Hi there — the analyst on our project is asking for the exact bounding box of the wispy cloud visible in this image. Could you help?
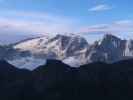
[0,10,78,35]
[80,20,133,34]
[88,4,112,12]
[114,20,133,25]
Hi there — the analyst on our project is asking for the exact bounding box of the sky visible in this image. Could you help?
[0,0,133,44]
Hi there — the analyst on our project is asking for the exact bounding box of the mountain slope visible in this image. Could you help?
[14,34,89,59]
[0,60,31,100]
[86,34,123,62]
[0,59,133,100]
[4,34,133,69]
[29,59,133,100]
[11,34,89,69]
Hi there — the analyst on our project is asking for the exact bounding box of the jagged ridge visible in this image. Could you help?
[2,33,133,69]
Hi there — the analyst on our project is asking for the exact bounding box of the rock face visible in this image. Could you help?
[86,34,126,63]
[1,33,133,69]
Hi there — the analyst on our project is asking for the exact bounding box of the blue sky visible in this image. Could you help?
[0,0,133,43]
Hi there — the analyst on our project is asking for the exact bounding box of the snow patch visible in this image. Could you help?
[63,57,81,68]
[8,57,46,70]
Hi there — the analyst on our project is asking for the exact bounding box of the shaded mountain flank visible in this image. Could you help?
[0,59,132,100]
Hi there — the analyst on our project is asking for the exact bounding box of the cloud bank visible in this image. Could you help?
[80,20,133,34]
[0,10,133,41]
[0,10,78,35]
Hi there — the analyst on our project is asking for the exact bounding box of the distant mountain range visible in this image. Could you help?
[0,59,132,100]
[0,34,133,69]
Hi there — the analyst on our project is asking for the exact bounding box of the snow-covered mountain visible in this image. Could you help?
[3,33,133,70]
[12,34,89,68]
[14,34,89,58]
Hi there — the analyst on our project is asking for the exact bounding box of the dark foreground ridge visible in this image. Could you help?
[0,59,132,100]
